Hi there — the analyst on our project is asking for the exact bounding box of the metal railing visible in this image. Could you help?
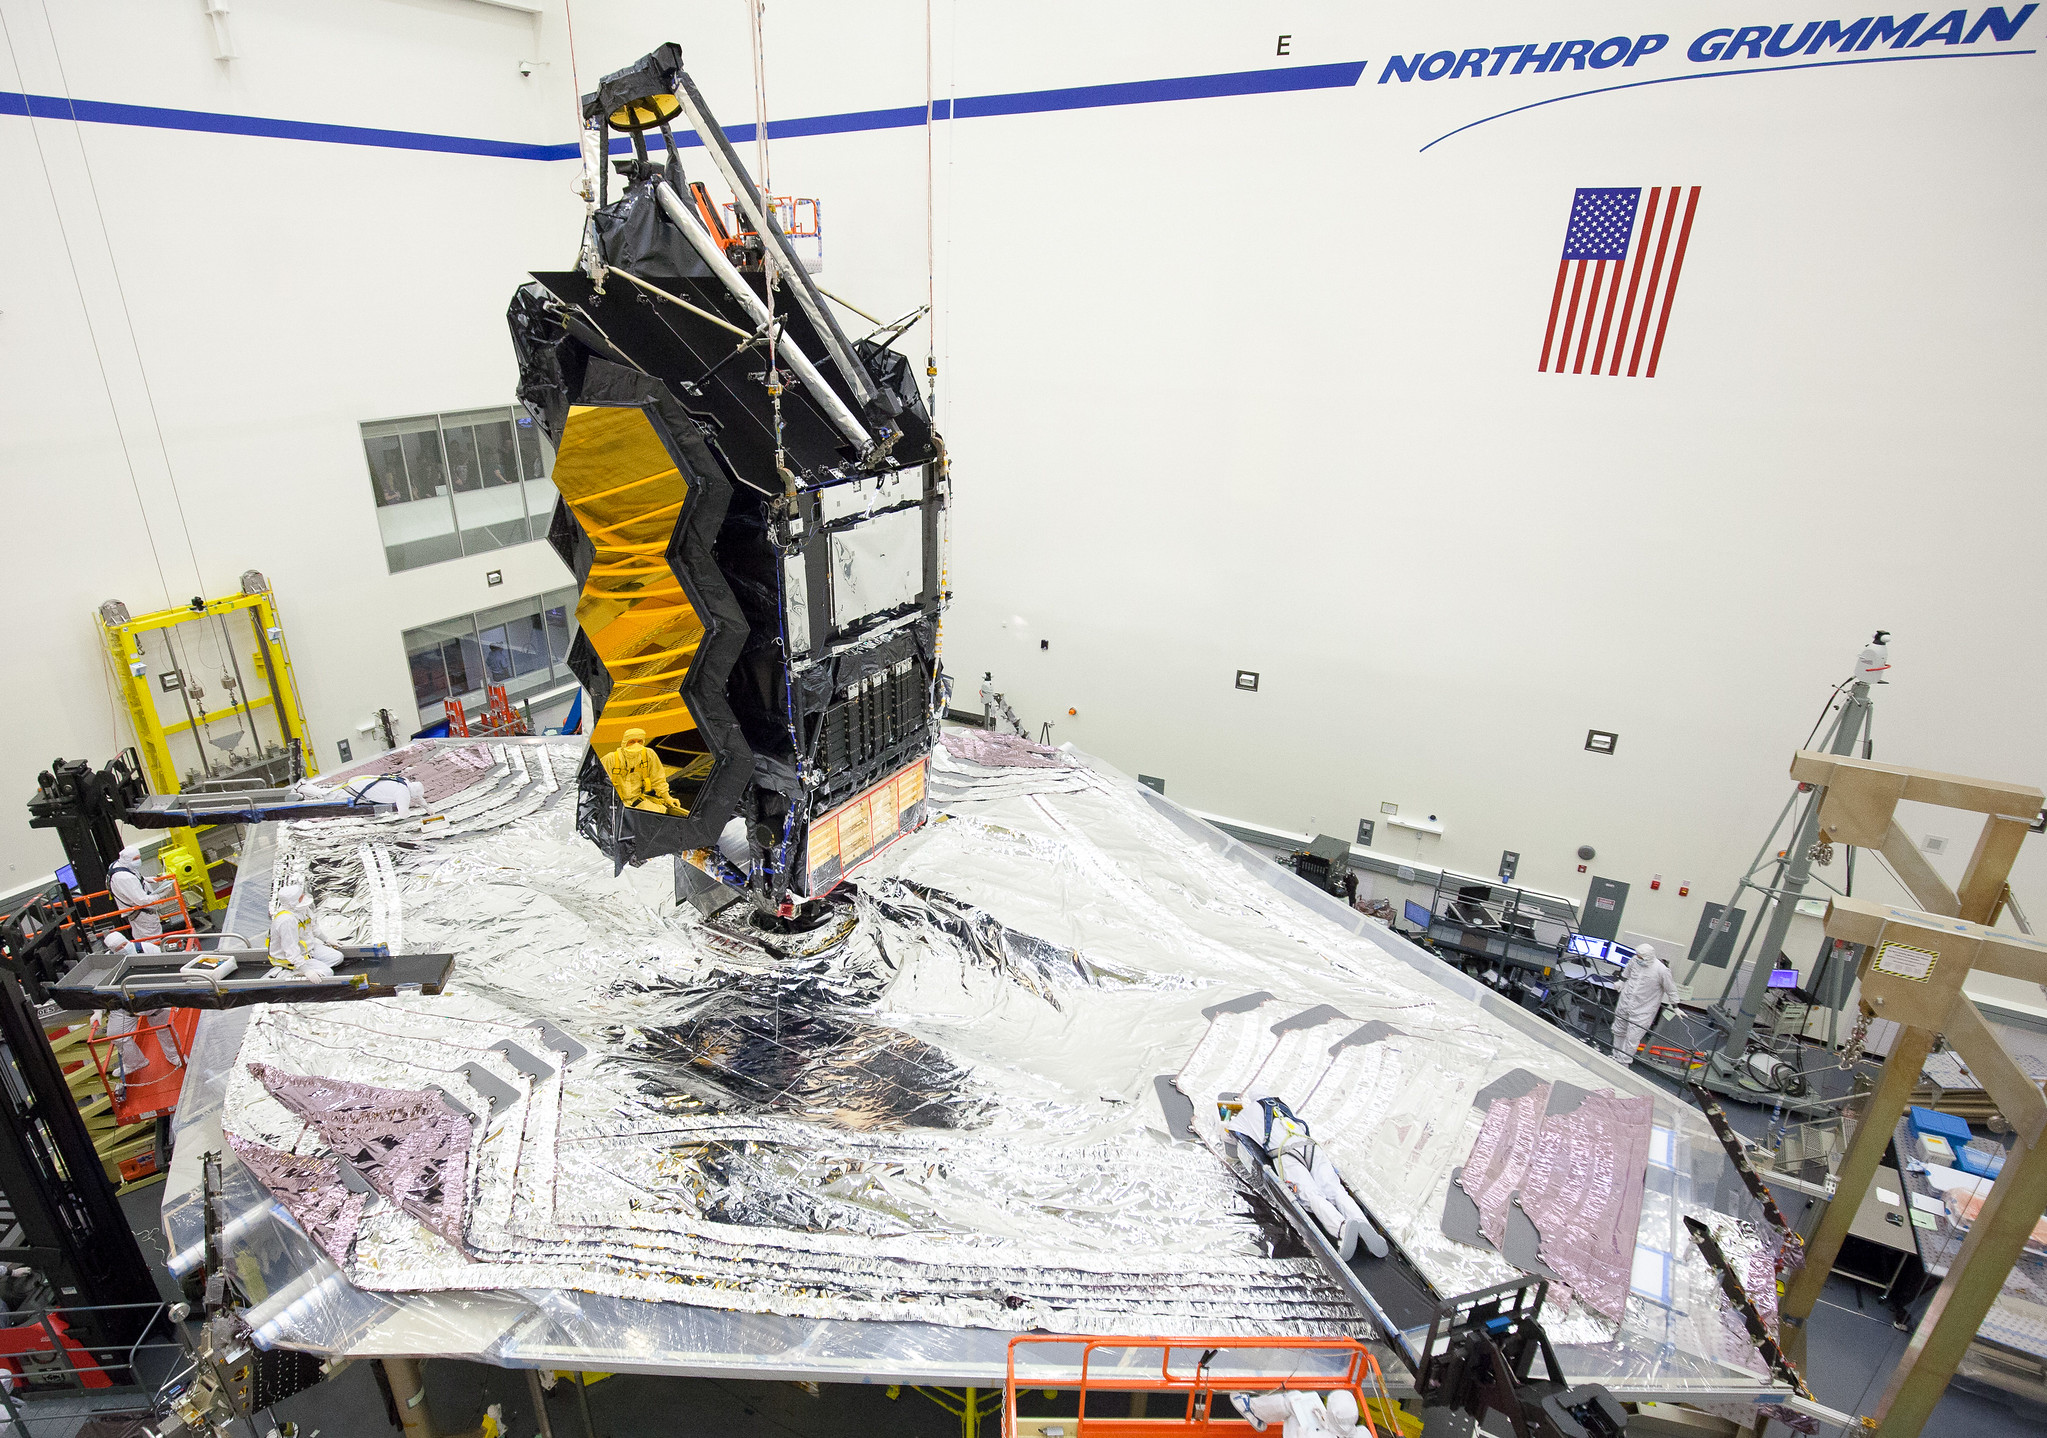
[0,1300,189,1431]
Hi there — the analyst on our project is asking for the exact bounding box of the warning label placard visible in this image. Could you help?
[1873,942,1938,982]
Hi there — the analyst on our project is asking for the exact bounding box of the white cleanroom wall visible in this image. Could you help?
[0,1,2038,977]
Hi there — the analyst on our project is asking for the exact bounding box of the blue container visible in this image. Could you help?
[1957,1139,2006,1179]
[1908,1105,1973,1148]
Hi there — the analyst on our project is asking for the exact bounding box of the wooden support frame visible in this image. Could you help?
[1773,753,2045,1438]
[1789,751,2041,925]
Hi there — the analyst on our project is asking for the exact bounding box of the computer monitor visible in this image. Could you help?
[1403,900,1433,930]
[55,864,76,891]
[1449,900,1498,928]
[1607,942,1636,967]
[1457,884,1494,903]
[1767,968,1801,989]
[1565,934,1608,960]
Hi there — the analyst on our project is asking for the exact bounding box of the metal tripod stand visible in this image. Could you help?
[1683,655,1881,1107]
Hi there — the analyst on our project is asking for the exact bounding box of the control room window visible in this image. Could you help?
[405,618,481,711]
[363,408,555,573]
[403,586,580,727]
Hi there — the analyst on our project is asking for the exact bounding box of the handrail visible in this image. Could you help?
[1005,1334,1391,1437]
[60,881,198,945]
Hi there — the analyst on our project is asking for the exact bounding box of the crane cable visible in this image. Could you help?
[925,0,953,659]
[38,1,210,602]
[746,1,797,494]
[2,6,176,611]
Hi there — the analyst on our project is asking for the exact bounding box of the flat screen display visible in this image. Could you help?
[1565,935,1634,967]
[1403,900,1432,929]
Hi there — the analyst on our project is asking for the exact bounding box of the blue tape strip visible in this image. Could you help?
[1,60,1366,162]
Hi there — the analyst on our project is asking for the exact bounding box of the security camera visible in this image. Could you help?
[518,60,536,77]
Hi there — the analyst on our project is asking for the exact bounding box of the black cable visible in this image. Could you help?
[1802,676,1857,751]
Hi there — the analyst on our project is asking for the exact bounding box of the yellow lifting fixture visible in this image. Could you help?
[96,571,316,911]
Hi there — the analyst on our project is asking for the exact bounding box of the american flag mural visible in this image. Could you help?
[1539,186,1701,378]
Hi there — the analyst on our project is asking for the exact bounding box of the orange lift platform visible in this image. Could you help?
[83,1007,199,1127]
[1002,1335,1406,1438]
[59,883,203,1178]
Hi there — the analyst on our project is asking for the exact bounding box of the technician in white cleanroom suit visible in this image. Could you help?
[296,773,427,814]
[96,930,163,1080]
[268,883,343,978]
[1220,1088,1388,1262]
[344,773,426,812]
[1231,1388,1368,1436]
[106,846,177,939]
[102,929,160,958]
[1612,942,1679,1066]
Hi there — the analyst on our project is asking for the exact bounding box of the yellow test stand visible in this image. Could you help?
[96,573,317,910]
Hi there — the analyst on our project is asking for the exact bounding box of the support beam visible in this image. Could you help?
[528,1369,555,1438]
[1779,1023,1936,1366]
[1872,1134,2047,1436]
[1825,894,2047,988]
[1877,821,1959,917]
[1943,999,2047,1149]
[1791,752,2044,834]
[383,1357,438,1438]
[1957,815,2033,925]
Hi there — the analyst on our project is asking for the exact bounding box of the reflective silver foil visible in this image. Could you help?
[161,737,1789,1397]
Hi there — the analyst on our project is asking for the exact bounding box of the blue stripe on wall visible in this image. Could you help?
[0,60,1366,163]
[0,90,565,160]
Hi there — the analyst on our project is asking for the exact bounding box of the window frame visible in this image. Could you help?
[403,586,581,728]
[363,407,555,574]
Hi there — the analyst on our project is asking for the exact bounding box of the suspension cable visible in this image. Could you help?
[2,7,174,609]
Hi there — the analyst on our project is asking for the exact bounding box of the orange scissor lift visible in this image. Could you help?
[58,883,203,1182]
[1001,1336,1403,1438]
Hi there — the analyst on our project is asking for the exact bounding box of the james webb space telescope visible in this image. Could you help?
[511,42,948,917]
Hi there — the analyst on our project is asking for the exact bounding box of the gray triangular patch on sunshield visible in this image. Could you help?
[459,1062,519,1114]
[489,1039,555,1079]
[1473,1067,1545,1109]
[1440,1167,1494,1252]
[1545,1081,1598,1117]
[1330,1020,1398,1055]
[534,1020,589,1063]
[333,1156,376,1196]
[1152,1074,1197,1141]
[427,1085,479,1124]
[1201,991,1275,1020]
[1503,1195,1559,1280]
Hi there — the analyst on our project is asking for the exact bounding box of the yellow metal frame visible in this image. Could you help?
[98,587,315,910]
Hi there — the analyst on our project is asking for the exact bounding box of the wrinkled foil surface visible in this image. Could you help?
[163,738,1786,1394]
